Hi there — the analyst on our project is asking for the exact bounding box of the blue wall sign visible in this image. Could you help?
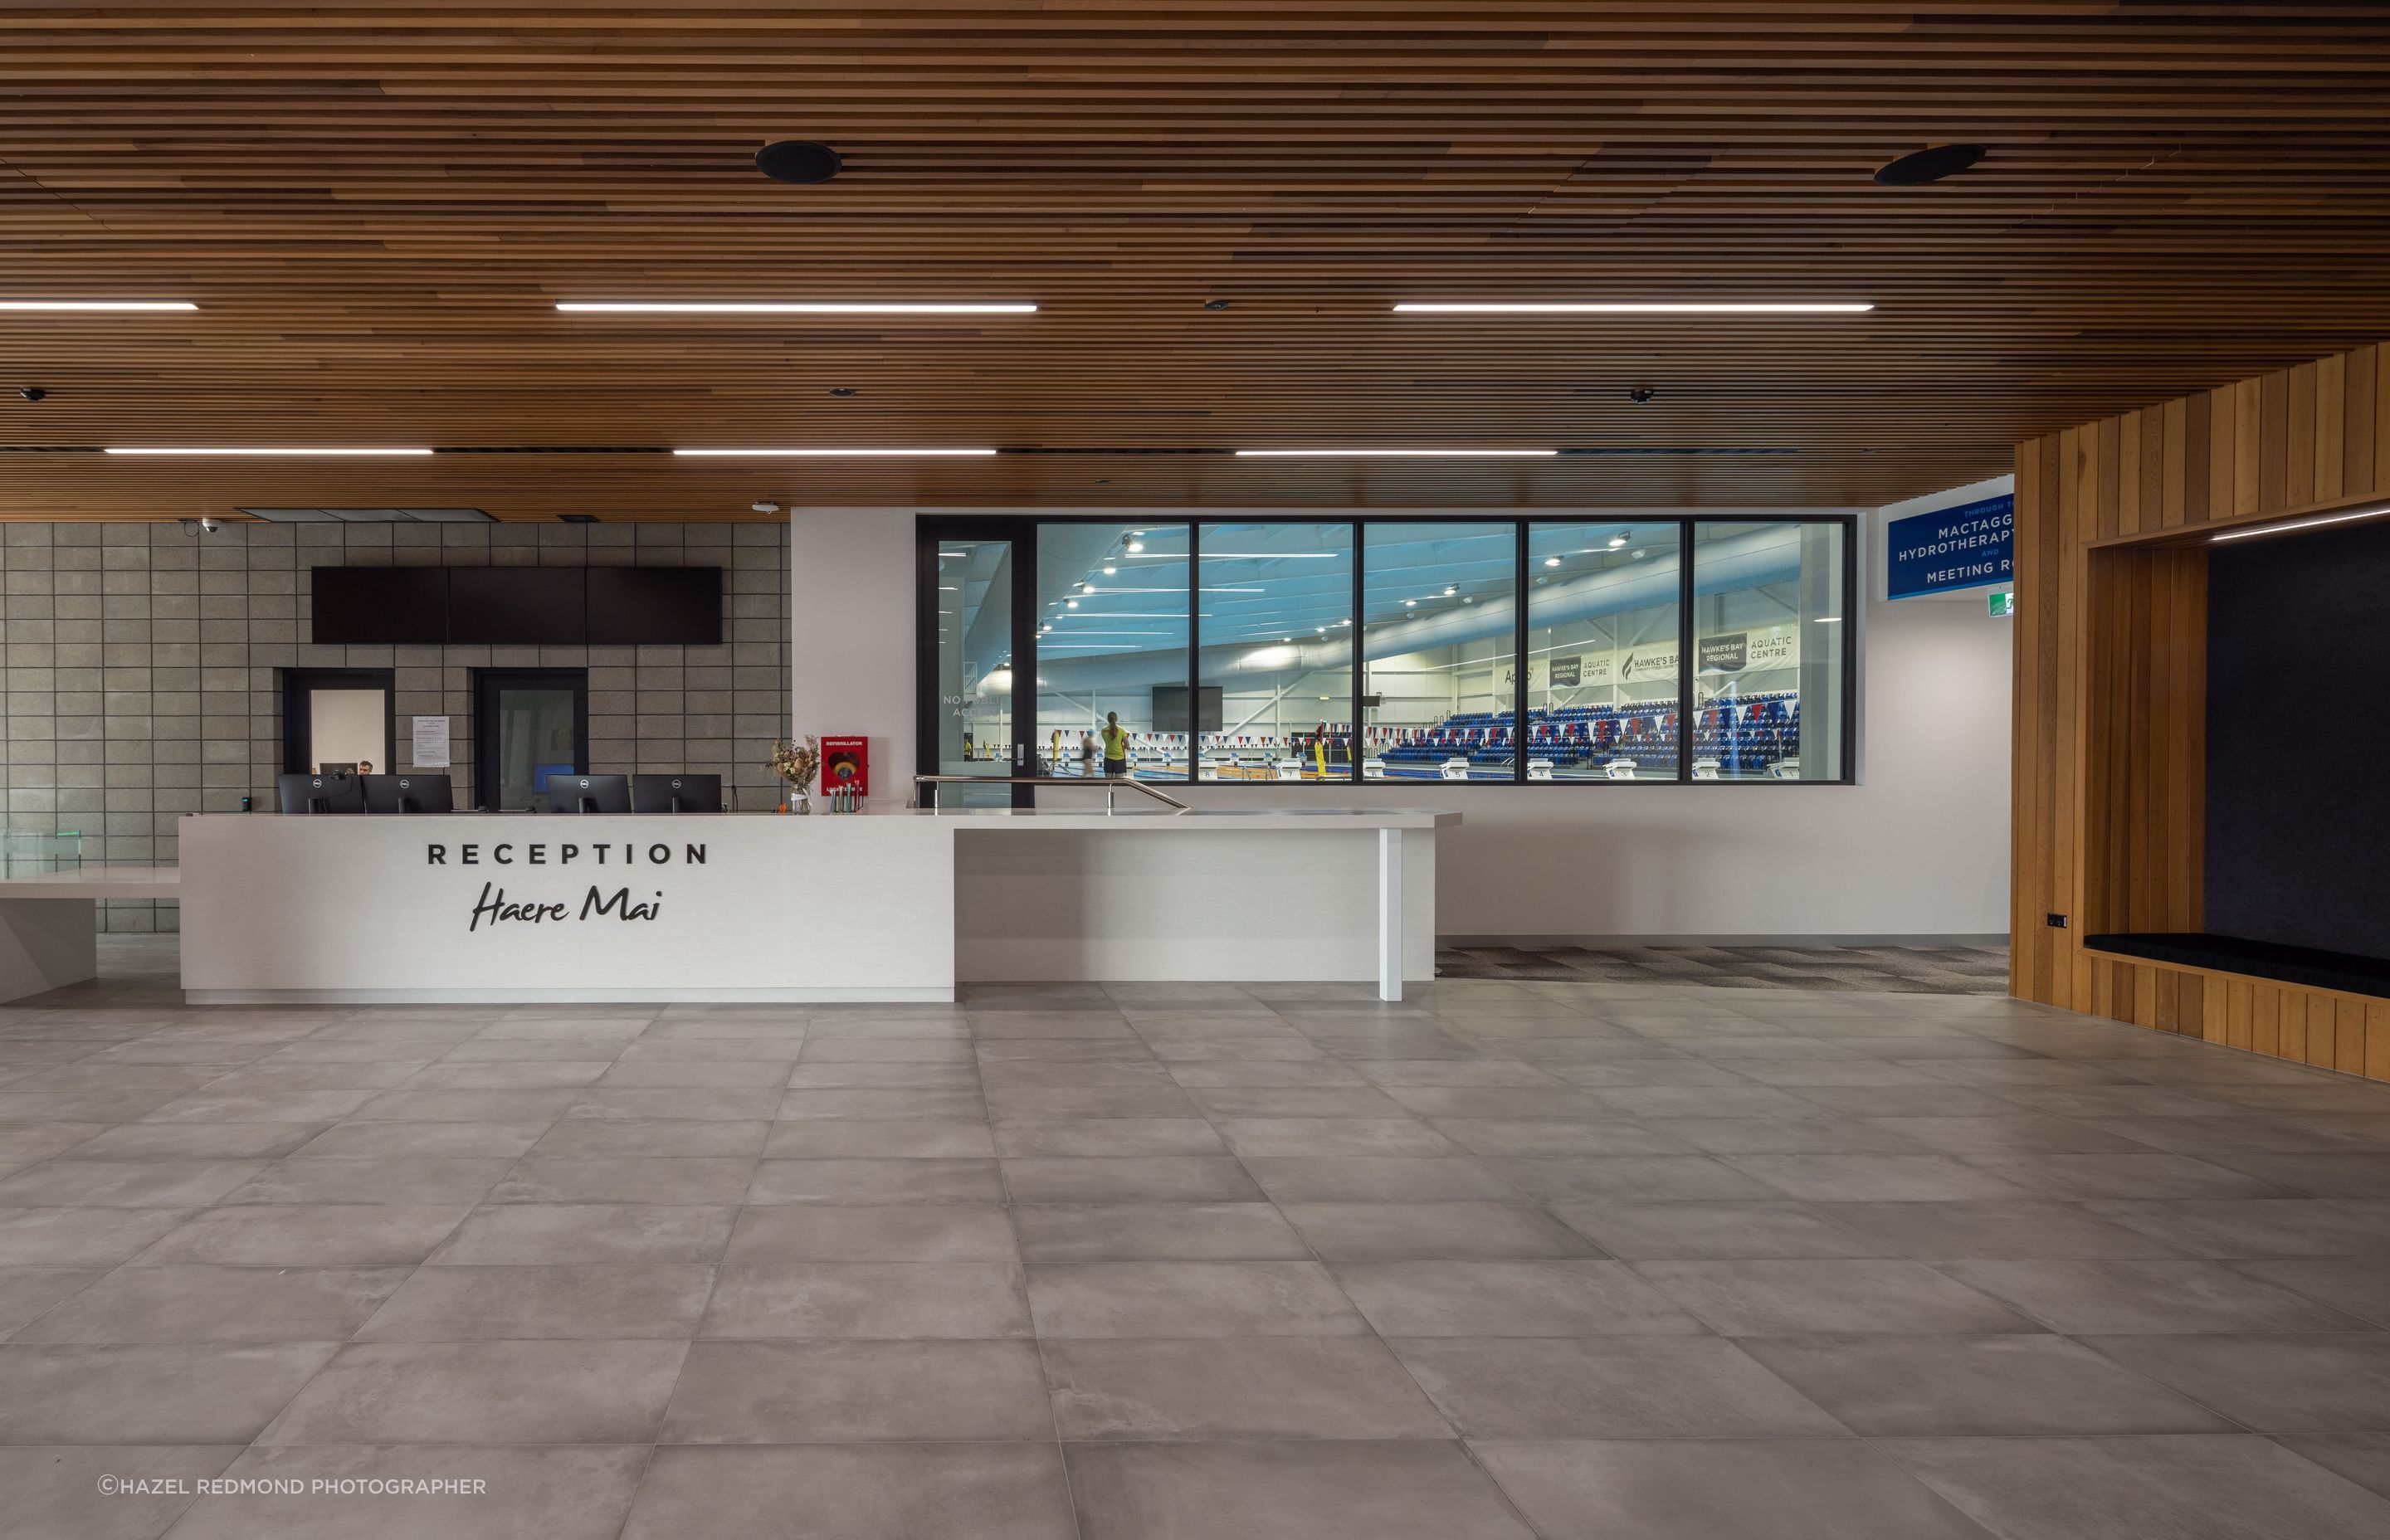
[1887,494,2013,598]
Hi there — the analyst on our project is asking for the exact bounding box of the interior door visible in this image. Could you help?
[281,668,394,777]
[473,669,589,812]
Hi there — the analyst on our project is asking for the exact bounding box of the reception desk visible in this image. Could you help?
[178,807,1451,1005]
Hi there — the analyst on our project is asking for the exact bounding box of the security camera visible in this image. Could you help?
[750,500,782,514]
[17,387,43,402]
[1627,387,1656,404]
[196,517,222,534]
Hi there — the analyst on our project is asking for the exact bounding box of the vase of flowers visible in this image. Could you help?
[769,737,819,815]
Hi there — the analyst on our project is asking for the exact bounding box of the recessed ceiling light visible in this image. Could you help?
[1102,566,1117,575]
[1066,600,1079,608]
[828,387,859,397]
[1608,536,1629,548]
[1403,599,1417,607]
[671,447,997,457]
[1543,556,1562,567]
[560,302,1034,315]
[1442,586,1456,596]
[1125,541,1145,553]
[1393,302,1871,314]
[106,446,432,456]
[0,300,197,312]
[1875,144,1988,187]
[1234,447,1557,458]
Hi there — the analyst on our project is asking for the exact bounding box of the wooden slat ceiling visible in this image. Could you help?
[2,2,2389,520]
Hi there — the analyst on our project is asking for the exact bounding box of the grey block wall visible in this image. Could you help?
[1,519,793,931]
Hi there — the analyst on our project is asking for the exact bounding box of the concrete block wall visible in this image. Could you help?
[0,519,792,931]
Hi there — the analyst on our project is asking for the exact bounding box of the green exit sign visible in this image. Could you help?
[1988,590,2017,617]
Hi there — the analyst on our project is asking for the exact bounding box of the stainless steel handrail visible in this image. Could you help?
[912,774,1193,815]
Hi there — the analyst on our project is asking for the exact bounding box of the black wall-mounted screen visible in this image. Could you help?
[447,567,587,646]
[2204,519,2390,961]
[588,565,722,646]
[310,566,721,647]
[312,566,450,645]
[1150,685,1223,734]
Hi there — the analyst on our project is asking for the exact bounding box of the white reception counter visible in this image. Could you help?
[177,807,1453,1005]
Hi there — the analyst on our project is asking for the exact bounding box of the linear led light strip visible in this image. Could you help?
[105,446,432,456]
[2209,505,2390,543]
[0,300,198,312]
[1235,448,1557,458]
[672,447,995,457]
[558,301,1035,315]
[1393,301,1872,314]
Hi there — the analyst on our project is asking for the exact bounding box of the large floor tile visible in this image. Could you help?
[1739,1333,2235,1435]
[624,1443,1077,1540]
[1279,1201,1597,1261]
[1812,1199,2190,1260]
[0,1206,196,1264]
[1065,1440,1534,1540]
[355,1263,714,1339]
[1471,1437,1993,1540]
[2082,1334,2390,1431]
[1013,1201,1310,1262]
[0,1342,339,1442]
[0,1444,239,1539]
[1938,1259,2373,1333]
[1877,1433,2390,1540]
[1045,1335,1452,1439]
[167,1444,649,1540]
[998,1155,1261,1202]
[134,1204,469,1265]
[660,1338,1051,1441]
[1632,1260,2036,1335]
[1549,1200,1880,1260]
[428,1203,736,1264]
[15,1263,408,1343]
[1332,1260,1705,1336]
[258,1339,686,1444]
[722,1202,1017,1262]
[1026,1260,1368,1337]
[700,1261,1032,1338]
[1388,1335,1848,1438]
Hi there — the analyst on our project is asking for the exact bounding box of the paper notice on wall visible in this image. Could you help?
[411,715,452,769]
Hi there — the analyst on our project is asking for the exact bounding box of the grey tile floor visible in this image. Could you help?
[5,953,2390,1537]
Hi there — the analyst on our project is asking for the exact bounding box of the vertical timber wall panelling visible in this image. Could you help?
[0,519,793,931]
[2013,340,2390,1082]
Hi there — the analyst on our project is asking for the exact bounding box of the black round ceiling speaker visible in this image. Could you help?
[1875,144,1987,187]
[755,141,841,184]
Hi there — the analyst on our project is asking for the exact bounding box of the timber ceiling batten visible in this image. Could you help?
[1,4,2388,519]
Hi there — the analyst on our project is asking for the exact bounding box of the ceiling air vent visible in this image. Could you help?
[238,508,495,524]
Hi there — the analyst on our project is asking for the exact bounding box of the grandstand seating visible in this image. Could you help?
[1366,693,1801,777]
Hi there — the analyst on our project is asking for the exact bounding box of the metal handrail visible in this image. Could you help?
[912,773,1193,816]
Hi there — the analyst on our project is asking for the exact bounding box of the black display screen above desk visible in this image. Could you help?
[589,565,720,645]
[447,567,586,646]
[310,567,722,646]
[313,566,450,645]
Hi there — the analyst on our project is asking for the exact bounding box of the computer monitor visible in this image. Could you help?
[277,772,365,814]
[555,773,630,814]
[632,773,723,814]
[361,773,453,814]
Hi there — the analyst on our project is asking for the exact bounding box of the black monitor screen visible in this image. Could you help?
[312,567,448,645]
[448,567,587,646]
[1151,685,1223,734]
[588,567,723,646]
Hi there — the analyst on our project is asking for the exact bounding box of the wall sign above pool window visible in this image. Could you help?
[1887,494,2013,598]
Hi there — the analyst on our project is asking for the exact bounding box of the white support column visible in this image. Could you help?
[1377,826,1403,1002]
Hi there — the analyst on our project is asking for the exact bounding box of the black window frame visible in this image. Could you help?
[915,513,1859,791]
